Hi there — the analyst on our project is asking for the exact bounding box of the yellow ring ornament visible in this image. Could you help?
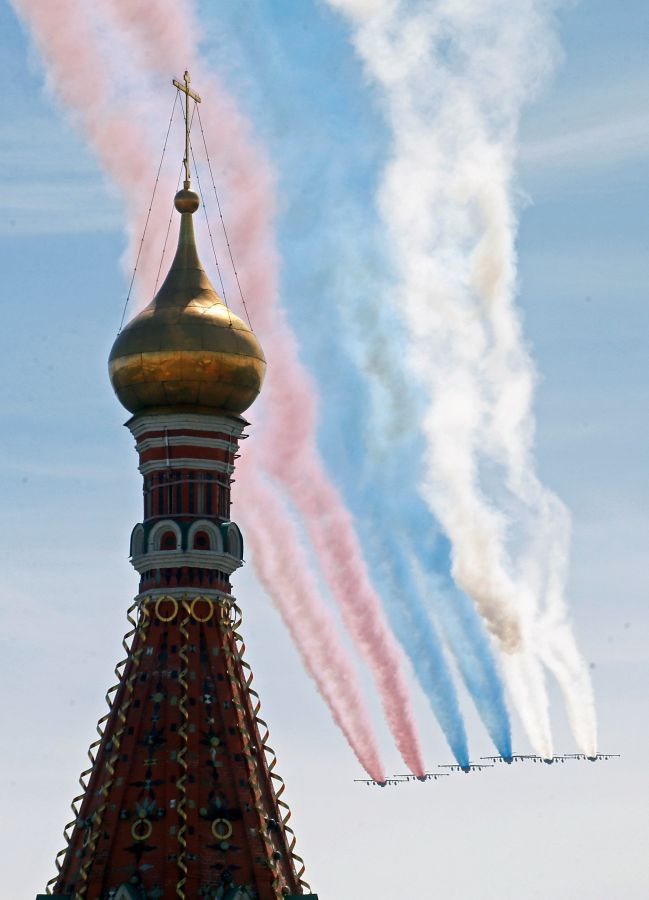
[131,818,153,842]
[155,595,179,622]
[190,595,214,623]
[211,818,233,841]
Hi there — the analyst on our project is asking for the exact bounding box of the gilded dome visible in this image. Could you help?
[108,189,265,416]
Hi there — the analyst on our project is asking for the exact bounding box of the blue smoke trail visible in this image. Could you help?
[368,517,470,766]
[354,437,511,761]
[205,3,511,759]
[406,504,512,759]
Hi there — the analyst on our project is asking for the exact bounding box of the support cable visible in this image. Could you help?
[188,136,233,327]
[196,104,253,329]
[118,91,179,333]
[153,161,184,295]
[153,102,198,296]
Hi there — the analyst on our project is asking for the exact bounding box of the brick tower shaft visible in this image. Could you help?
[49,411,311,899]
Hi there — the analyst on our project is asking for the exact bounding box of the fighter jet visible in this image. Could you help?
[480,754,570,765]
[480,754,538,765]
[354,772,450,786]
[353,777,405,787]
[563,753,620,762]
[440,762,494,773]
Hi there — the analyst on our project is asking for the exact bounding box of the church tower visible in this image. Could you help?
[42,74,316,900]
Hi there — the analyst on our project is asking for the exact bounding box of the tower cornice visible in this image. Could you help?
[130,549,243,576]
[127,410,249,439]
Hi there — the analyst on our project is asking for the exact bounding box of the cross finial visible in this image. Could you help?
[172,70,201,189]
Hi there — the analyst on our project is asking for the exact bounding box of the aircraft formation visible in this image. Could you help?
[354,753,620,786]
[481,753,620,765]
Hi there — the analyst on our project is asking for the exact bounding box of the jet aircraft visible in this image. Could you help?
[563,753,620,762]
[480,754,538,764]
[354,772,450,786]
[439,762,494,773]
[353,777,403,787]
[353,752,620,786]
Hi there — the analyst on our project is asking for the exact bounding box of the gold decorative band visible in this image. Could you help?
[145,593,234,624]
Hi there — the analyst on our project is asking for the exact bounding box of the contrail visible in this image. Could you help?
[100,0,427,776]
[326,0,597,757]
[13,0,426,772]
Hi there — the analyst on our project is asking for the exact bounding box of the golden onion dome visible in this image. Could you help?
[108,189,265,416]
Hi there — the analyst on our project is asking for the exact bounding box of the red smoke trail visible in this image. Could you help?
[101,0,426,776]
[238,463,386,781]
[262,369,428,773]
[9,0,179,299]
[13,0,385,777]
[13,0,424,774]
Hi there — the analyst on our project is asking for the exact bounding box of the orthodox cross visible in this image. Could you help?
[172,70,201,189]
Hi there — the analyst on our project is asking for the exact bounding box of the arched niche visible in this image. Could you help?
[187,519,223,553]
[130,523,145,558]
[147,519,182,553]
[222,521,244,560]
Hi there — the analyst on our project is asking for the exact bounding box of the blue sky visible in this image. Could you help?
[1,1,648,897]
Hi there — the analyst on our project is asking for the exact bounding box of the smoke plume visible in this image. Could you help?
[239,462,386,780]
[98,0,426,776]
[13,0,424,773]
[326,0,597,757]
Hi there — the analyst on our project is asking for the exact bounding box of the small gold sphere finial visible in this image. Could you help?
[174,188,200,214]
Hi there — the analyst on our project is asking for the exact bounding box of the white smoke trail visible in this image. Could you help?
[326,0,597,756]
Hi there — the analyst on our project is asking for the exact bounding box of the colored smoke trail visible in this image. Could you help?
[359,467,511,761]
[191,13,513,764]
[294,200,510,757]
[267,436,427,774]
[403,506,512,760]
[9,0,165,263]
[13,0,425,772]
[99,0,426,776]
[238,463,386,781]
[327,0,597,757]
[430,579,512,761]
[9,0,187,307]
[370,528,470,767]
[373,460,511,757]
[320,246,511,757]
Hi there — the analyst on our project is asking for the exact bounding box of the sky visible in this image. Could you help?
[1,0,648,898]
